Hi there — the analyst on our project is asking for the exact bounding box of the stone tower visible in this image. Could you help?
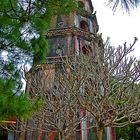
[45,1,101,140]
[46,0,99,58]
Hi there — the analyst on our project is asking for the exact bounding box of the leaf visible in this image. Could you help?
[1,0,9,7]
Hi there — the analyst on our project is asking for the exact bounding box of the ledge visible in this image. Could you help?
[46,26,95,41]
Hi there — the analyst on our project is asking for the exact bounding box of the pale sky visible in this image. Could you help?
[92,0,140,59]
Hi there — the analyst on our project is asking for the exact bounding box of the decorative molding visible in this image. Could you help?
[46,26,95,41]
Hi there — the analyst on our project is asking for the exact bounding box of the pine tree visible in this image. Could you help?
[108,0,140,12]
[0,0,77,120]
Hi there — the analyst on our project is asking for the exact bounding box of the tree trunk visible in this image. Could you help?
[37,112,45,140]
[96,114,104,140]
[97,127,103,140]
[18,119,26,140]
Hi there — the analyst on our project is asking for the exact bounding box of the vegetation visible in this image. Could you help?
[0,0,139,122]
[116,124,133,140]
[0,78,43,121]
[25,36,140,140]
[0,0,140,139]
[0,0,77,120]
[108,0,140,12]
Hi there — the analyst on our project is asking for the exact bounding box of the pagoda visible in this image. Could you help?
[45,1,117,140]
[46,1,103,140]
[24,0,115,140]
[46,0,98,59]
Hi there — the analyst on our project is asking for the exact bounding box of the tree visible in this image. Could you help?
[116,124,133,139]
[33,36,140,140]
[107,0,140,12]
[0,0,139,122]
[13,64,81,140]
[0,1,78,139]
[0,0,140,139]
[0,0,78,120]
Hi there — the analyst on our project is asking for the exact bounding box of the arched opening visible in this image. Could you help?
[80,21,89,32]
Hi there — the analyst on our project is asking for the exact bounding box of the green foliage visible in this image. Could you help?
[0,78,43,121]
[116,124,133,140]
[33,18,48,33]
[31,35,48,64]
[3,63,15,74]
[46,0,77,15]
[0,0,77,123]
[0,0,77,121]
[0,0,77,63]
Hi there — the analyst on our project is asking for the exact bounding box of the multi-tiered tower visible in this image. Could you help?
[46,0,98,58]
[46,1,100,140]
[24,1,116,140]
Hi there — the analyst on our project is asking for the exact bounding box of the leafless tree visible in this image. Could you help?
[44,36,140,140]
[19,36,140,140]
[19,63,80,140]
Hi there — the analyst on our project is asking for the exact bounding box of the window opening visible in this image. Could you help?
[80,21,89,32]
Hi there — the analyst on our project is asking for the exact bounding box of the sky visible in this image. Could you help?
[91,0,140,59]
